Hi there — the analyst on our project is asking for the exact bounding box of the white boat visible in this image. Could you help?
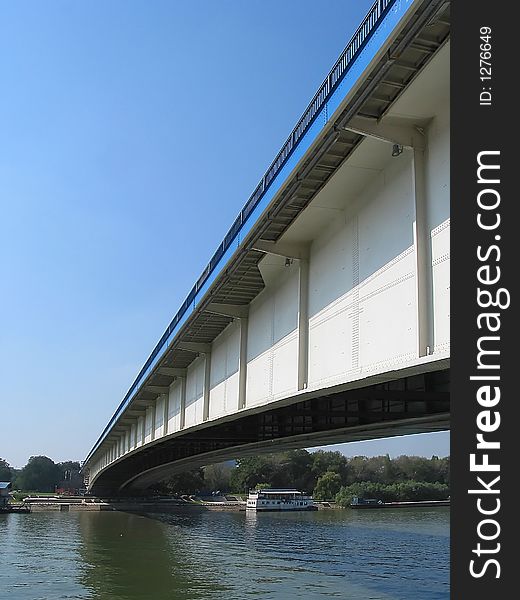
[246,488,317,512]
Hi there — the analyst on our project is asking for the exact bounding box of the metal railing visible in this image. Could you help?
[85,0,397,464]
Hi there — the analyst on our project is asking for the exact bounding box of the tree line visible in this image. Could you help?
[155,449,450,505]
[0,456,83,493]
[1,450,450,505]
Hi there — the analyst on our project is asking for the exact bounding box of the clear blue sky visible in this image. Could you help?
[0,1,449,468]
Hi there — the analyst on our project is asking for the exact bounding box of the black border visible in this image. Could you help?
[451,1,515,596]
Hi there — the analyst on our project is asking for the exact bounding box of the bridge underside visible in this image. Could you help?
[90,367,449,495]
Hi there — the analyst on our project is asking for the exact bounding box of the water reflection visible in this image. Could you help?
[1,508,449,600]
[0,511,91,599]
[77,510,212,600]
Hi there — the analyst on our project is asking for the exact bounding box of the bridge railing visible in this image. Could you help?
[84,0,397,464]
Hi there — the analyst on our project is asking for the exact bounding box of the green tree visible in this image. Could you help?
[255,482,271,490]
[230,456,277,492]
[203,462,232,492]
[314,471,342,501]
[16,456,61,492]
[166,468,205,495]
[335,480,450,507]
[0,458,12,481]
[274,450,315,492]
[311,451,348,484]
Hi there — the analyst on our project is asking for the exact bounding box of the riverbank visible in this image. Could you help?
[350,499,450,509]
[18,496,248,512]
[17,497,349,512]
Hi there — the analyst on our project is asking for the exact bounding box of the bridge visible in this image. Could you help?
[83,0,451,495]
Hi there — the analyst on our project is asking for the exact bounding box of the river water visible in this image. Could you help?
[0,507,449,599]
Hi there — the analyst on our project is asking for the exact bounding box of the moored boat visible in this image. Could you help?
[246,488,317,511]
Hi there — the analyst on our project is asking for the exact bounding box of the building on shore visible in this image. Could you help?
[0,482,12,508]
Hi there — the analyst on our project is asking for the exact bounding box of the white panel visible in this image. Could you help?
[144,407,153,444]
[309,217,355,385]
[154,396,164,439]
[273,269,298,343]
[308,150,416,386]
[357,158,414,283]
[209,325,228,418]
[138,416,145,446]
[425,100,450,232]
[272,333,298,396]
[247,350,271,407]
[185,357,204,428]
[168,379,182,433]
[246,266,298,407]
[226,325,240,380]
[425,94,450,359]
[272,270,298,397]
[308,216,353,318]
[225,324,240,414]
[309,302,354,384]
[359,271,417,369]
[357,157,416,370]
[209,378,226,418]
[247,290,274,362]
[247,287,274,407]
[359,247,415,299]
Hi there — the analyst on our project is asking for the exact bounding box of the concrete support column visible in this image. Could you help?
[179,376,187,429]
[297,257,310,390]
[412,146,433,357]
[162,392,169,436]
[238,316,248,409]
[202,352,211,421]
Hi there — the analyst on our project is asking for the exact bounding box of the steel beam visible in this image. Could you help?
[158,367,187,377]
[297,257,310,390]
[205,303,249,319]
[162,393,169,437]
[238,316,248,410]
[150,403,156,442]
[179,375,187,430]
[203,352,211,421]
[140,415,146,447]
[412,145,434,357]
[177,342,212,354]
[252,240,310,260]
[144,385,170,395]
[343,116,426,150]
